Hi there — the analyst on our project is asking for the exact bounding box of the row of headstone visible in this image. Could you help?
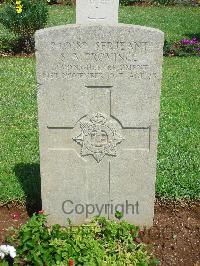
[35,0,164,226]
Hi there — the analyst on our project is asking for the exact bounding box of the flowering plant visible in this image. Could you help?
[4,213,159,265]
[177,37,200,56]
[180,37,199,45]
[16,0,23,13]
[0,245,16,260]
[164,37,200,56]
[0,0,48,52]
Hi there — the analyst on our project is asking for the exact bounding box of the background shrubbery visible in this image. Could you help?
[119,0,199,5]
[0,0,48,53]
[46,0,75,5]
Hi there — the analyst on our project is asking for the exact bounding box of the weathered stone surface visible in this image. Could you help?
[76,0,119,25]
[36,24,164,226]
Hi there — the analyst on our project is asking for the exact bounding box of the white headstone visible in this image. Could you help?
[36,1,164,226]
[76,0,119,25]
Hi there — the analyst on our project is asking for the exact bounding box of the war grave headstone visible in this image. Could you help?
[35,0,164,226]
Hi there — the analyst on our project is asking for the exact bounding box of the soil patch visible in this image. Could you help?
[0,200,199,266]
[142,200,200,266]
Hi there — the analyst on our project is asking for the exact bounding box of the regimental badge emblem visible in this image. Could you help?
[73,113,124,162]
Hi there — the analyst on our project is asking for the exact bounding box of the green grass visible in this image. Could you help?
[46,5,200,41]
[0,5,200,204]
[157,57,200,199]
[0,5,200,43]
[119,6,200,41]
[0,57,39,203]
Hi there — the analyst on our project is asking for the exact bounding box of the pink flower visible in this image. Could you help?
[12,213,20,221]
[139,229,144,236]
[38,210,45,214]
[69,258,75,266]
[134,237,142,244]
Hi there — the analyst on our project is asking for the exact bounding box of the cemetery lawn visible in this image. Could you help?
[0,6,200,204]
[0,5,200,47]
[46,5,200,42]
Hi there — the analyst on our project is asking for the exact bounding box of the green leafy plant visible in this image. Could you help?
[5,213,159,265]
[0,262,9,266]
[0,0,48,53]
[115,210,124,220]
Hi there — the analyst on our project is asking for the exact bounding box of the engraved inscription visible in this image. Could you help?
[39,70,158,81]
[73,113,124,162]
[89,0,113,3]
[38,39,160,82]
[88,0,113,20]
[50,41,148,52]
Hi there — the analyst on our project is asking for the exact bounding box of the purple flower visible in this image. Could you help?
[180,37,199,45]
[190,40,198,45]
[181,39,190,44]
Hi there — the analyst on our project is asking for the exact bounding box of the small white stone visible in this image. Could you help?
[76,0,119,25]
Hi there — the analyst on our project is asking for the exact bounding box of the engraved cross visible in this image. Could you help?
[47,86,150,163]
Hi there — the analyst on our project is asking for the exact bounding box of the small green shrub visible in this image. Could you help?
[0,0,48,53]
[0,35,15,54]
[0,35,37,54]
[163,40,173,55]
[46,0,75,5]
[151,0,175,5]
[4,213,159,265]
[120,0,145,5]
[46,0,57,4]
[65,0,74,5]
[120,0,130,5]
